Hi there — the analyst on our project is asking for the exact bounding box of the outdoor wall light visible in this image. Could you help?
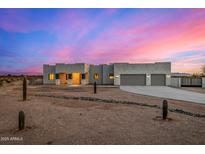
[167,75,171,78]
[115,75,119,78]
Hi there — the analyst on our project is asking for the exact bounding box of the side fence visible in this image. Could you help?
[181,78,202,87]
[171,77,205,88]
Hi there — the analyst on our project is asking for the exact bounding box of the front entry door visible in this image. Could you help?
[72,72,81,85]
[59,73,67,85]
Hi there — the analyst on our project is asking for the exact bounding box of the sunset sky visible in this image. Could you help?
[0,8,205,75]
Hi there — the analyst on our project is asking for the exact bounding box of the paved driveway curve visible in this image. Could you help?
[120,86,205,104]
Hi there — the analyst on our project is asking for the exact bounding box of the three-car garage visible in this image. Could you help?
[114,62,171,86]
[120,74,166,86]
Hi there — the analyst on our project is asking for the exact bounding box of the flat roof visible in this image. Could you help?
[44,62,171,66]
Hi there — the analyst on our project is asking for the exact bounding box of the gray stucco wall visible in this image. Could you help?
[114,62,171,86]
[166,75,171,86]
[170,77,181,87]
[102,64,114,85]
[146,74,151,86]
[84,64,90,73]
[202,77,205,88]
[89,65,103,84]
[43,64,56,84]
[55,63,86,74]
[88,64,114,85]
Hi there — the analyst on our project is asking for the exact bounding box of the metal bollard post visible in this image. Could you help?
[94,82,97,94]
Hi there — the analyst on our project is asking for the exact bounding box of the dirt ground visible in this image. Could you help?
[0,81,205,145]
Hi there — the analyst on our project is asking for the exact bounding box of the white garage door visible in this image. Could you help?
[120,74,146,86]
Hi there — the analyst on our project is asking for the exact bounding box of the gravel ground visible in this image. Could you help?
[0,81,205,145]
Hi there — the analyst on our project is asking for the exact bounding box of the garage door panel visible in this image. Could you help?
[120,74,146,85]
[151,74,165,86]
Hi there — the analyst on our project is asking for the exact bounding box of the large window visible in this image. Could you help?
[94,73,99,80]
[109,73,114,79]
[48,73,55,80]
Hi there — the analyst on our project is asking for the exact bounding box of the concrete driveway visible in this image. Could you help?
[120,86,205,104]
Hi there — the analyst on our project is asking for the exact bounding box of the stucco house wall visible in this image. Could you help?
[171,77,181,87]
[81,64,90,85]
[102,64,114,85]
[89,65,103,84]
[55,63,85,74]
[43,64,56,84]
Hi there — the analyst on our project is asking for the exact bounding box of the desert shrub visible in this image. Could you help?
[5,79,11,83]
[28,78,43,85]
[1,81,7,85]
[10,78,14,82]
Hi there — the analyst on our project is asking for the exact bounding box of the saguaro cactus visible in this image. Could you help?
[18,111,25,130]
[162,100,168,120]
[23,76,27,101]
[94,82,97,94]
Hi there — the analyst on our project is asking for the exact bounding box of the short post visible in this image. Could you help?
[18,111,25,130]
[94,82,97,94]
[162,100,168,120]
[202,77,205,89]
[23,76,27,101]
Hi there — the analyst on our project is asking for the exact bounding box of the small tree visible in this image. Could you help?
[192,73,201,78]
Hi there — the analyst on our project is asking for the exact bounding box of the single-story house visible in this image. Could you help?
[43,62,171,86]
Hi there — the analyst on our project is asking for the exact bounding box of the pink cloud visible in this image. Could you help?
[80,9,205,73]
[43,46,72,64]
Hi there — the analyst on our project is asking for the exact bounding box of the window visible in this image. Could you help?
[48,73,55,80]
[55,74,59,79]
[94,73,99,80]
[68,74,72,79]
[82,73,86,79]
[109,73,114,79]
